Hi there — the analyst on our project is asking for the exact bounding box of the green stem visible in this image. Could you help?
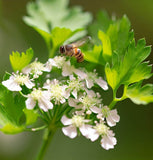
[36,127,57,160]
[108,99,118,109]
[25,125,47,132]
[49,47,56,58]
[109,85,128,109]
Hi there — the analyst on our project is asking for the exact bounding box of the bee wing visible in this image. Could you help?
[71,36,91,48]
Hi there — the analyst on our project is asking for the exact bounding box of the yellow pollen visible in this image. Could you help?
[71,115,84,127]
[14,75,28,85]
[31,89,42,100]
[95,123,108,135]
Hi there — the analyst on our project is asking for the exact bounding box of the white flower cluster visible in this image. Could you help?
[2,56,120,150]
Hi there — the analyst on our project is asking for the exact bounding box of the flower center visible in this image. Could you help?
[68,79,83,91]
[14,75,28,85]
[80,95,97,109]
[101,106,109,117]
[30,61,45,73]
[87,71,97,81]
[31,89,42,100]
[95,123,109,135]
[50,84,64,101]
[71,115,84,127]
[54,56,66,68]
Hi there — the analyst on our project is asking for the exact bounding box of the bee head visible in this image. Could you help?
[60,46,65,54]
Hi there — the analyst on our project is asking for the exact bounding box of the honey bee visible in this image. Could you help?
[59,36,91,62]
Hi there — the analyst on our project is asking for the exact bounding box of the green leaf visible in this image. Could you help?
[83,30,112,65]
[0,84,25,133]
[105,62,118,90]
[98,30,112,62]
[107,15,132,56]
[83,45,105,65]
[49,27,82,57]
[126,82,153,105]
[34,27,52,50]
[0,84,37,134]
[23,108,38,126]
[0,124,25,134]
[88,11,133,57]
[105,38,152,91]
[126,62,153,84]
[23,0,92,41]
[88,10,112,44]
[9,48,34,72]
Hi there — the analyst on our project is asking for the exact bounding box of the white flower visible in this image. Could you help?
[62,60,87,79]
[66,75,84,99]
[79,92,102,112]
[43,79,69,104]
[25,89,53,112]
[68,90,102,114]
[88,122,117,150]
[85,70,108,90]
[2,73,35,91]
[102,106,120,127]
[92,106,120,127]
[22,59,50,78]
[61,115,92,139]
[47,56,66,69]
[101,130,117,150]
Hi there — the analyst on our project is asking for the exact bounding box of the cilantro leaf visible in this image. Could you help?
[83,45,104,65]
[23,108,38,126]
[107,15,132,57]
[0,84,38,134]
[88,11,133,57]
[98,30,112,62]
[23,0,92,43]
[88,10,112,44]
[24,0,92,31]
[49,27,82,57]
[105,38,152,92]
[9,48,33,72]
[126,82,153,105]
[83,30,112,65]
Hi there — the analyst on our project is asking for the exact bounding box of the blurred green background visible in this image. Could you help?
[0,0,153,160]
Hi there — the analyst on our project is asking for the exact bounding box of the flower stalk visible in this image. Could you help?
[36,127,57,160]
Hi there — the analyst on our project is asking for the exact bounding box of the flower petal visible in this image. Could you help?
[95,77,108,90]
[85,79,94,88]
[68,98,78,107]
[62,125,77,139]
[72,89,77,99]
[24,80,35,89]
[60,98,66,104]
[101,135,117,150]
[79,124,92,138]
[22,66,32,74]
[61,115,72,125]
[90,106,101,114]
[74,69,87,79]
[26,97,36,110]
[106,109,120,127]
[38,99,53,112]
[2,78,22,91]
[88,128,99,141]
[62,61,73,77]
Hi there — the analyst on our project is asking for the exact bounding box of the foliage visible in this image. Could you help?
[0,84,38,134]
[23,0,92,57]
[0,0,153,159]
[84,10,153,106]
[10,48,34,72]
